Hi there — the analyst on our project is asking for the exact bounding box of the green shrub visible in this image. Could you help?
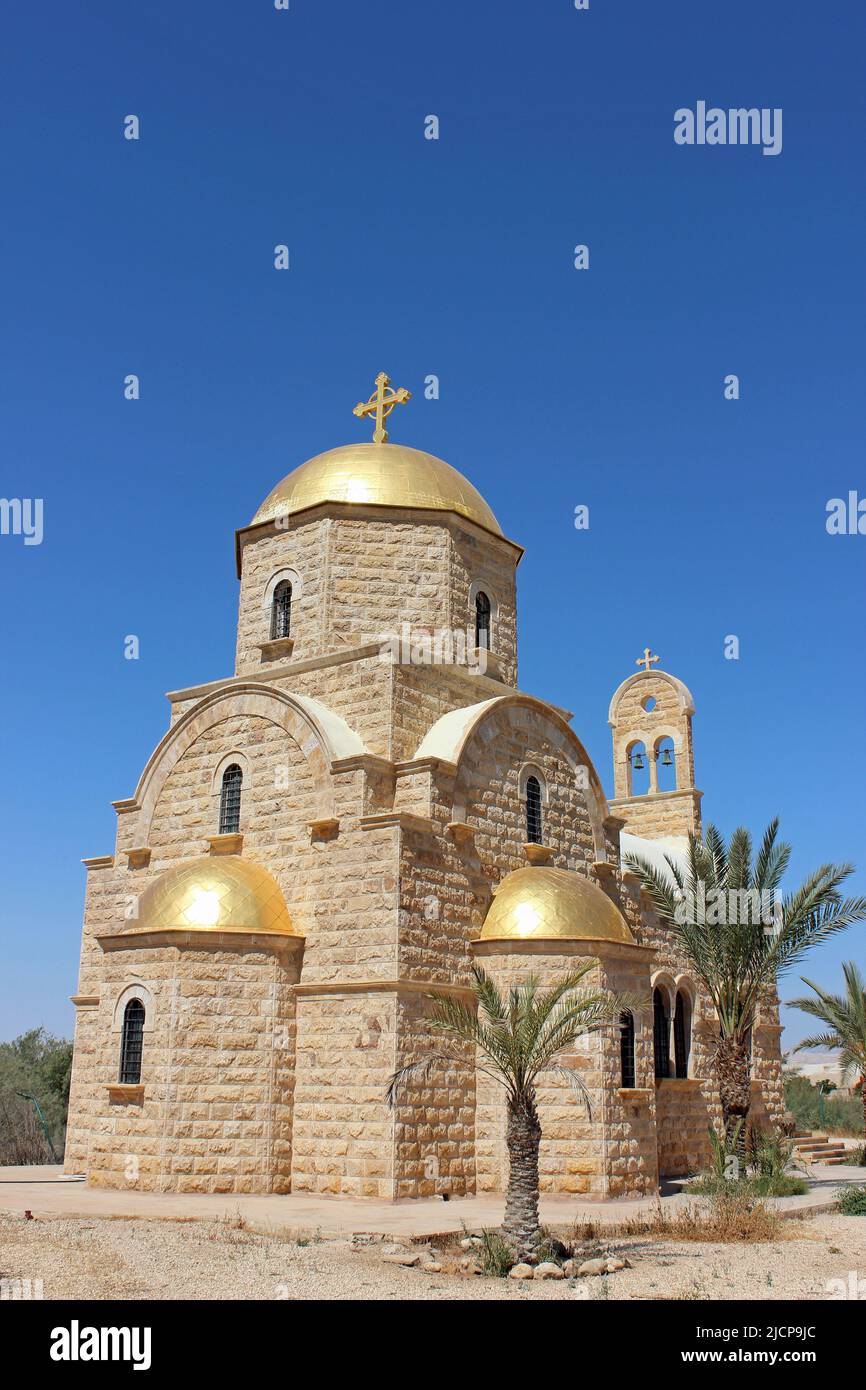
[691,1125,807,1198]
[0,1028,73,1163]
[479,1228,514,1277]
[838,1185,866,1216]
[783,1073,864,1136]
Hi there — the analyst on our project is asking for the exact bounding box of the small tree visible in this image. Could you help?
[788,962,866,1140]
[387,961,630,1260]
[625,819,866,1146]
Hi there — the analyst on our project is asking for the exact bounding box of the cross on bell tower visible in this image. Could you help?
[353,371,411,444]
[636,647,659,673]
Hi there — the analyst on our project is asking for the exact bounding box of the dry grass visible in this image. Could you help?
[570,1189,786,1246]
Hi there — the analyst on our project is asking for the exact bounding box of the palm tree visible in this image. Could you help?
[625,819,866,1147]
[788,962,866,1140]
[386,961,630,1260]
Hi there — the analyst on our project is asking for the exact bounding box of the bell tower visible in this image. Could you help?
[608,649,702,842]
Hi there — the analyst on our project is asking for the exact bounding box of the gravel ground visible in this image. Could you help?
[1,1211,865,1301]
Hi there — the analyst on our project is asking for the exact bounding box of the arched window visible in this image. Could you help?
[219,763,243,834]
[270,580,292,640]
[119,999,145,1085]
[674,991,690,1078]
[653,988,670,1079]
[619,1011,636,1088]
[525,775,543,844]
[474,591,491,650]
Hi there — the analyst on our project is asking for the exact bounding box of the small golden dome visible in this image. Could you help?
[481,867,634,944]
[134,857,300,937]
[251,443,502,536]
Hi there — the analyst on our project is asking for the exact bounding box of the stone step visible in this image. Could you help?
[824,1155,856,1166]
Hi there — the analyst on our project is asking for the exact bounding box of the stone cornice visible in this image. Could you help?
[471,937,654,960]
[234,499,525,579]
[330,753,394,776]
[293,978,475,1000]
[166,644,386,704]
[393,757,457,776]
[82,855,114,871]
[96,928,304,951]
[610,787,703,808]
[359,812,434,834]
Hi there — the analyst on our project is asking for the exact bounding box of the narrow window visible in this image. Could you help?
[525,775,543,844]
[619,1011,636,1088]
[219,763,243,834]
[119,999,145,1085]
[653,988,670,1079]
[474,591,491,650]
[271,580,292,640]
[674,991,689,1078]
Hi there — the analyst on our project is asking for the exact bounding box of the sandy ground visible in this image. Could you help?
[1,1210,865,1301]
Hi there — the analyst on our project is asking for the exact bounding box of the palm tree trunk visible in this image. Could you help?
[502,1089,542,1259]
[861,1077,866,1143]
[715,1034,752,1154]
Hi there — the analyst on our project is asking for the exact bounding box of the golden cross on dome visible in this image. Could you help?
[353,371,411,444]
[636,647,660,672]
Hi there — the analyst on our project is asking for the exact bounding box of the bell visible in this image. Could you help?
[661,748,673,768]
[632,752,645,770]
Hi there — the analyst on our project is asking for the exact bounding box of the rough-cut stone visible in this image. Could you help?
[509,1263,535,1280]
[63,442,785,1202]
[535,1262,565,1280]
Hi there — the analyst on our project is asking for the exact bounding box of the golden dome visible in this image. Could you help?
[251,443,502,536]
[134,857,300,937]
[480,867,634,944]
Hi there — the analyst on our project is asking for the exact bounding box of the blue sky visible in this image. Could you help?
[1,0,863,1050]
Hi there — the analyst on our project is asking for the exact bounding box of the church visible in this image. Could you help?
[63,373,784,1200]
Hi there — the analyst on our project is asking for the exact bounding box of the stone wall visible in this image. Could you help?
[235,507,519,687]
[654,1080,714,1178]
[68,937,300,1194]
[290,988,397,1198]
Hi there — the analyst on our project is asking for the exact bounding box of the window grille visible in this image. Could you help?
[653,988,670,1079]
[119,999,145,1085]
[474,591,491,650]
[271,581,292,640]
[525,775,543,844]
[674,992,689,1078]
[620,1011,636,1088]
[219,763,243,834]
